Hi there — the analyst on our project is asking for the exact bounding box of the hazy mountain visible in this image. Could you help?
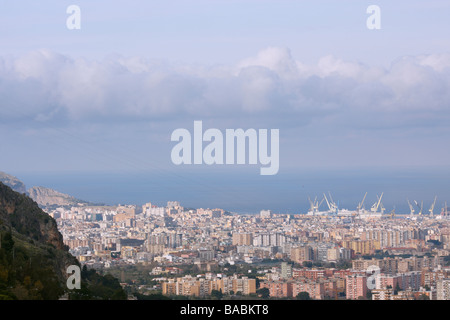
[0,170,94,208]
[27,186,89,208]
[0,171,27,194]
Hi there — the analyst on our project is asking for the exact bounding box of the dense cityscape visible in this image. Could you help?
[48,199,450,300]
[2,3,450,317]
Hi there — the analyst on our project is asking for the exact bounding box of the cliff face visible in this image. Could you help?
[0,183,69,251]
[0,171,27,194]
[28,186,85,208]
[0,182,78,299]
[0,183,65,250]
[0,182,126,300]
[0,171,93,209]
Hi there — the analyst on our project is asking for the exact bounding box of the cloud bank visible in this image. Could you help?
[1,47,450,131]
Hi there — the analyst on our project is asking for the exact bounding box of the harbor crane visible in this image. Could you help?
[370,192,384,214]
[407,199,415,216]
[389,206,396,219]
[308,196,324,215]
[414,200,423,216]
[377,194,386,215]
[429,196,437,217]
[323,192,338,214]
[357,192,367,214]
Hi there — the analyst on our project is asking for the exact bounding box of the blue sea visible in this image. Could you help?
[15,166,450,215]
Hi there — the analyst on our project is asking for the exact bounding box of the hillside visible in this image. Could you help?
[28,186,88,208]
[0,182,126,300]
[0,171,27,194]
[0,171,94,209]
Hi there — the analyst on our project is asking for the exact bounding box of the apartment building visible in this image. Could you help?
[346,275,367,300]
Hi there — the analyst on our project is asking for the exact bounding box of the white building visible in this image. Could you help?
[260,210,272,218]
[437,278,450,300]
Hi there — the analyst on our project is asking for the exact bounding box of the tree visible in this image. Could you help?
[256,287,270,299]
[296,292,311,300]
[336,260,352,270]
[394,283,401,295]
[417,294,430,300]
[1,231,14,254]
[211,289,223,300]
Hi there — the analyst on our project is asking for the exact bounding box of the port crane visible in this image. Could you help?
[370,192,384,215]
[323,192,338,215]
[356,192,367,214]
[429,196,437,217]
[308,196,324,215]
[389,206,396,219]
[407,199,415,216]
[414,200,423,216]
[377,194,386,215]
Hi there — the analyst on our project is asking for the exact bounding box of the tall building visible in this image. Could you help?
[340,247,352,260]
[314,243,334,262]
[327,248,340,262]
[260,281,292,298]
[281,262,293,279]
[376,274,399,290]
[398,271,421,291]
[144,206,165,217]
[291,246,313,264]
[371,288,393,300]
[232,277,256,295]
[232,233,253,246]
[260,210,272,218]
[253,233,271,247]
[342,240,380,255]
[167,201,181,208]
[291,280,325,300]
[162,279,177,296]
[346,275,367,300]
[437,278,450,300]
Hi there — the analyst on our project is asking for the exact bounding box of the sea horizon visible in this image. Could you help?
[10,165,450,216]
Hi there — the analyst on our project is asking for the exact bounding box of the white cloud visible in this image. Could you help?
[1,47,450,132]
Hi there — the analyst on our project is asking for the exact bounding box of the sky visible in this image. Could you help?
[1,1,450,211]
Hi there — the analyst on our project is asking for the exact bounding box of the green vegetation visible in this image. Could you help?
[210,289,223,300]
[296,292,311,300]
[443,255,450,266]
[0,229,66,300]
[256,287,270,298]
[0,182,127,300]
[68,266,127,300]
[299,259,351,270]
[134,292,171,300]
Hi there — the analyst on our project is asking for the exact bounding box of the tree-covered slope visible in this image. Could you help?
[0,182,126,300]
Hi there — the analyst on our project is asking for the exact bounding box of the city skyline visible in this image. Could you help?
[3,0,450,305]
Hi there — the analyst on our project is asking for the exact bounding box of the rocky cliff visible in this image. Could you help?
[28,186,87,208]
[0,171,27,194]
[0,182,126,300]
[0,182,78,299]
